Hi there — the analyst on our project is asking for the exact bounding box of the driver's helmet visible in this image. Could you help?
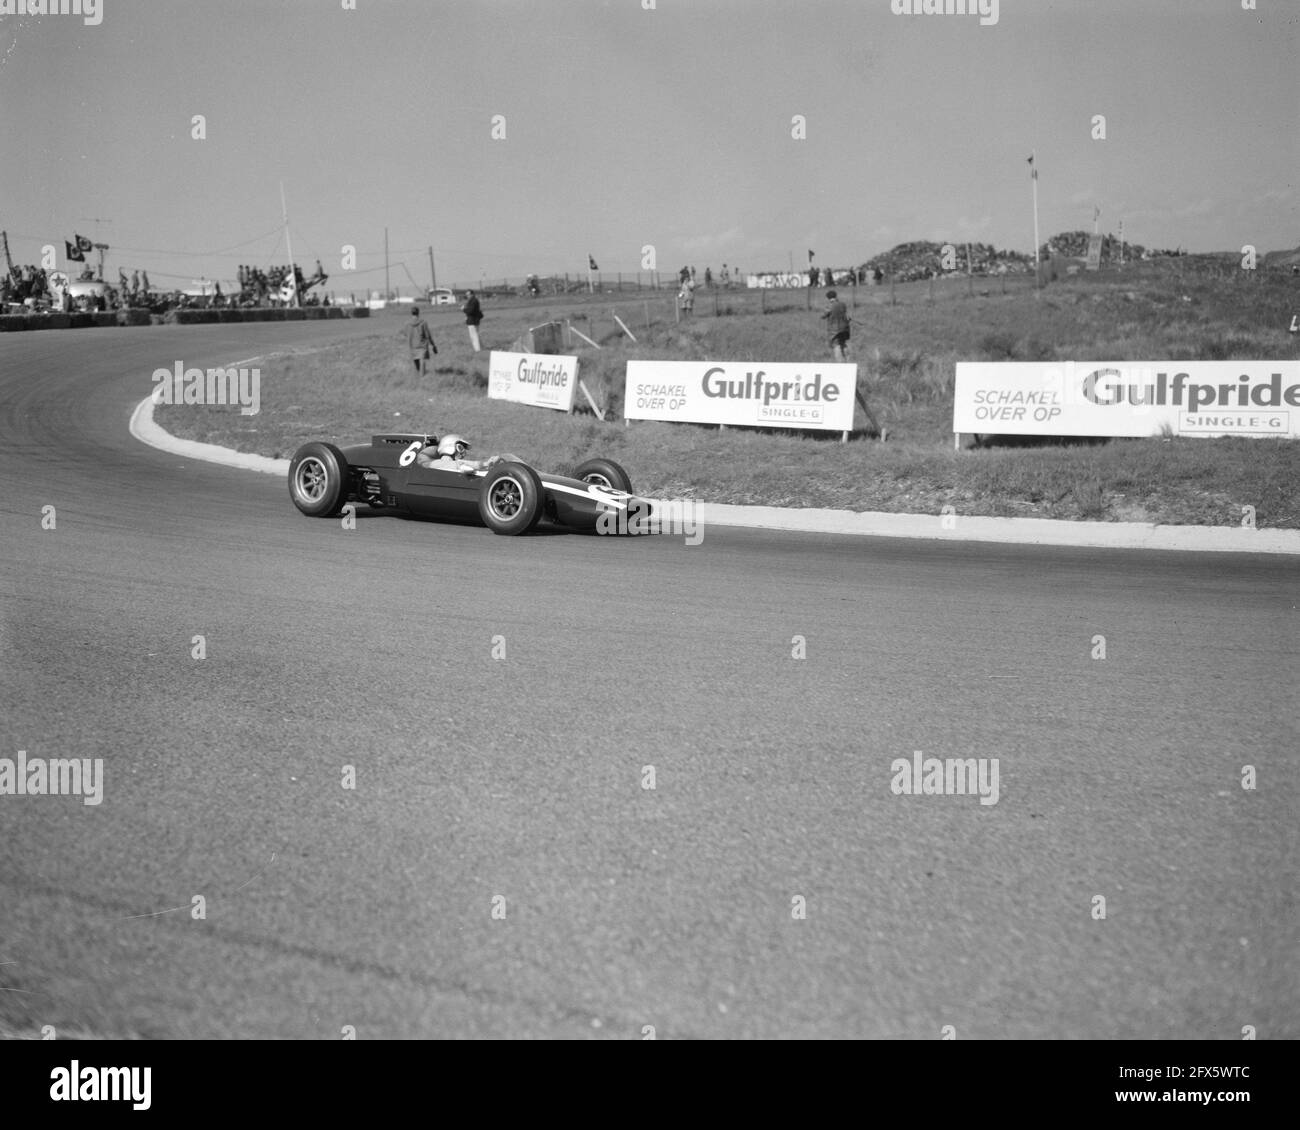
[436,434,471,459]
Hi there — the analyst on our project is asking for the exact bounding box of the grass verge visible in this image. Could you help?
[157,263,1300,527]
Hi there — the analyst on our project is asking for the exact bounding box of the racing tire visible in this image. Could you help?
[289,441,350,517]
[478,461,544,535]
[571,457,633,494]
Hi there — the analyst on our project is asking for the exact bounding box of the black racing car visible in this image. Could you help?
[288,433,648,535]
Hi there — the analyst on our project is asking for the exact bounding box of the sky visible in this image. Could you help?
[0,0,1296,293]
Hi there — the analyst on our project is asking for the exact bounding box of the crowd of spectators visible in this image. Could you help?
[1,264,51,305]
[254,259,326,302]
[4,256,332,314]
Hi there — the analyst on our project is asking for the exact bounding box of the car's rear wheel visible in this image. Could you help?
[572,457,633,494]
[478,461,544,535]
[289,442,350,517]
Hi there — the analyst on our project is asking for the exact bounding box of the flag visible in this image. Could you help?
[65,240,84,262]
[1027,154,1037,181]
[1094,206,1101,222]
[808,249,815,261]
[75,233,93,253]
[588,254,598,271]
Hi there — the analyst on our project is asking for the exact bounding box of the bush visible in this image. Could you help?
[166,309,221,324]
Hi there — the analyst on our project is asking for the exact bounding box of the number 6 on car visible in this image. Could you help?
[398,440,423,467]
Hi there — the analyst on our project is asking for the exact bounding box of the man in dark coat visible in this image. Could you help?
[461,290,483,352]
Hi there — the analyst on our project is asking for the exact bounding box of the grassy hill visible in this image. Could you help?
[158,256,1300,527]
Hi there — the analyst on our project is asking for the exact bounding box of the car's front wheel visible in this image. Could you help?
[478,461,544,535]
[289,441,350,517]
[572,457,633,494]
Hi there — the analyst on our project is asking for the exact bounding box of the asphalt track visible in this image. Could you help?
[1,321,1296,1040]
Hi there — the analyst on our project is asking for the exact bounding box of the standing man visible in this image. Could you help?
[461,289,483,352]
[406,305,437,375]
[820,288,850,362]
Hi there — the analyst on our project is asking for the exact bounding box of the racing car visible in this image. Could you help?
[287,432,648,535]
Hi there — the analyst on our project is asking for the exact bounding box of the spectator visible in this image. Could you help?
[405,306,437,375]
[131,270,140,296]
[461,289,484,352]
[704,267,712,288]
[678,274,696,315]
[820,289,850,362]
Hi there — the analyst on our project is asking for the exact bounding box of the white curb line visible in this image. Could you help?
[690,503,1300,554]
[131,394,290,476]
[131,395,1300,554]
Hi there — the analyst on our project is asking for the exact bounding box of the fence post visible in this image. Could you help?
[644,301,650,333]
[761,286,766,314]
[713,288,719,316]
[929,275,935,303]
[890,272,896,305]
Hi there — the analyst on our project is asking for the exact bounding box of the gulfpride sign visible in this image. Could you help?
[625,361,855,431]
[487,351,577,411]
[954,361,1300,438]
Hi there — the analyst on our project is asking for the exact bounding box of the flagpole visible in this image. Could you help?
[1030,151,1041,295]
[281,181,299,308]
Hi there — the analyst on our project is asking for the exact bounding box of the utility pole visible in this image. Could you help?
[428,246,436,292]
[384,227,390,300]
[280,182,298,307]
[1029,151,1041,295]
[77,218,112,281]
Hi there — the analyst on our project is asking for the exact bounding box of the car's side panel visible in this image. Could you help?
[397,462,481,519]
